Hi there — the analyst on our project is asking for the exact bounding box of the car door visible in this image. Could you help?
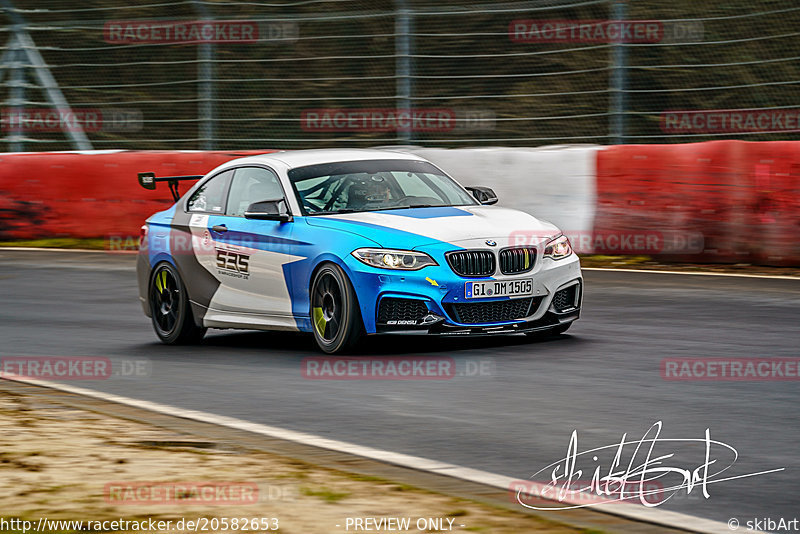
[204,165,305,329]
[168,169,233,320]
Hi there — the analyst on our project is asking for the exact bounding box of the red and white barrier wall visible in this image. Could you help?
[1,142,798,265]
[0,150,272,240]
[406,141,800,265]
[593,141,800,265]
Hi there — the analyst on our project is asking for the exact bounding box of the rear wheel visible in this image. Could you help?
[310,263,364,354]
[149,263,206,344]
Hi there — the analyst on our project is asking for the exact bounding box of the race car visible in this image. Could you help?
[136,149,582,353]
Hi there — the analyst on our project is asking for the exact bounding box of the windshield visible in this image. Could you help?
[288,159,477,215]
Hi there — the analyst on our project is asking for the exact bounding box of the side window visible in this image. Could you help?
[187,170,233,213]
[226,167,284,217]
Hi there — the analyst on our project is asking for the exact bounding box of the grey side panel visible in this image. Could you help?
[136,249,151,317]
[169,210,220,327]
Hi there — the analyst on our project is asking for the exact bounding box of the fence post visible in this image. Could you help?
[194,1,215,150]
[395,0,413,144]
[609,0,627,144]
[7,32,25,152]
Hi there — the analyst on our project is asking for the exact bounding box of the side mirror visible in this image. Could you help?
[244,199,293,222]
[466,186,498,205]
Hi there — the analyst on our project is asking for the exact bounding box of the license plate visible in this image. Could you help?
[465,279,533,299]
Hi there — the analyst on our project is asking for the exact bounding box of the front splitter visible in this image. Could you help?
[375,310,580,336]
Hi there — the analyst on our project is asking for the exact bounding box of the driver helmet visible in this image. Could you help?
[349,175,391,204]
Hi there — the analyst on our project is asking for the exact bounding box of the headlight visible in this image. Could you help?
[352,248,438,270]
[543,235,572,260]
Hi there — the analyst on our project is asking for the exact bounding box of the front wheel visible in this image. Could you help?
[149,263,206,344]
[310,263,364,354]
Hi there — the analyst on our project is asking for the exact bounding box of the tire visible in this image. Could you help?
[149,262,207,345]
[525,322,572,340]
[310,263,364,354]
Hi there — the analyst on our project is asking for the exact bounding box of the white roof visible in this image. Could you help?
[231,148,424,169]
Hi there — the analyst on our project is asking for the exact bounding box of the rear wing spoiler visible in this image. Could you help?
[137,172,204,202]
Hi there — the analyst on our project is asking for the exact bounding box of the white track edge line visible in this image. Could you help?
[1,376,740,534]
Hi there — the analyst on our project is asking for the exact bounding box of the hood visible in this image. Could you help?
[305,205,561,249]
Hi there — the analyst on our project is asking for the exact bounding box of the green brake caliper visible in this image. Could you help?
[312,307,327,337]
[155,270,167,293]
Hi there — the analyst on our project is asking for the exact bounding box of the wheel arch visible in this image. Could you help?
[148,259,205,329]
[308,258,368,335]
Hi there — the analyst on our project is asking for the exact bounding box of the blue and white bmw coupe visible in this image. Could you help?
[136,149,582,353]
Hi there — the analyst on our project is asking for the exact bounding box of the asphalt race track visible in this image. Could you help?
[1,250,798,528]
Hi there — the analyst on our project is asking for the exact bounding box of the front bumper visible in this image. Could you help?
[344,251,582,335]
[426,309,580,336]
